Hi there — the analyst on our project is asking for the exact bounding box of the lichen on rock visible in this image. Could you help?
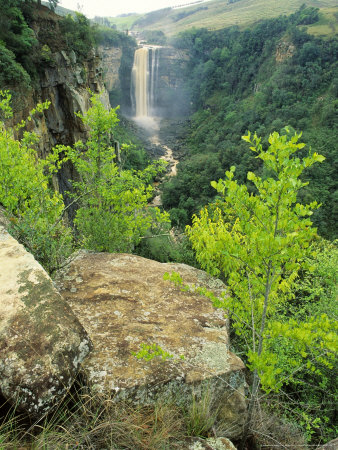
[0,227,92,417]
[55,252,247,439]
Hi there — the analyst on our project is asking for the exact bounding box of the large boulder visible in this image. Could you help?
[0,227,92,416]
[55,252,247,439]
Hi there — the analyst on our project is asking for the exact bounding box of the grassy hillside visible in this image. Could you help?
[106,14,142,31]
[130,0,337,37]
[306,7,338,36]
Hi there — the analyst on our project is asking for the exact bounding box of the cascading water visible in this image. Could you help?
[130,45,179,206]
[131,47,160,119]
[149,47,159,116]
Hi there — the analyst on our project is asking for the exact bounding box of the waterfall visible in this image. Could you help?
[149,48,159,116]
[131,47,160,118]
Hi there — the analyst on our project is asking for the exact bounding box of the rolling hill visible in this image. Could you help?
[108,0,337,37]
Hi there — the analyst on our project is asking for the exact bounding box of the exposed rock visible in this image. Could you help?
[187,437,237,450]
[7,8,110,166]
[99,45,122,93]
[0,207,10,229]
[0,227,92,417]
[10,46,109,160]
[54,252,247,439]
[275,40,296,63]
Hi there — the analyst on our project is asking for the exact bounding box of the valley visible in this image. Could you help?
[0,0,337,448]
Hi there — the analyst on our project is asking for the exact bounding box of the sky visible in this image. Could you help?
[58,0,199,18]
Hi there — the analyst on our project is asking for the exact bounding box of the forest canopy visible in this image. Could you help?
[162,7,337,240]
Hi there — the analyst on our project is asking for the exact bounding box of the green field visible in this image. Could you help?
[306,7,338,36]
[128,0,338,36]
[107,14,142,31]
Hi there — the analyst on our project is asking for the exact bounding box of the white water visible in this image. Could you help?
[150,48,159,116]
[131,47,160,121]
[131,45,179,207]
[131,47,149,117]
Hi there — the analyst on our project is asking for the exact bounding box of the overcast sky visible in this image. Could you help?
[59,0,195,18]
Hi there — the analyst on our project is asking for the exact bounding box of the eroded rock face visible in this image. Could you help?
[98,45,122,93]
[0,227,92,416]
[55,252,247,439]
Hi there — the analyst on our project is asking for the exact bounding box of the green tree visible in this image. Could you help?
[185,130,337,445]
[63,94,169,252]
[0,91,72,272]
[59,12,95,61]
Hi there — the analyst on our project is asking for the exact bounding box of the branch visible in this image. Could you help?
[48,187,97,233]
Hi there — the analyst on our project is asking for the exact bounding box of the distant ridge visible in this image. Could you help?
[128,0,338,36]
[172,0,209,10]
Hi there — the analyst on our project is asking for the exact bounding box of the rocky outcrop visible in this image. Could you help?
[275,40,296,63]
[158,47,189,89]
[6,7,110,165]
[0,227,92,417]
[11,47,110,159]
[99,45,122,93]
[188,437,237,450]
[55,252,247,440]
[6,9,111,219]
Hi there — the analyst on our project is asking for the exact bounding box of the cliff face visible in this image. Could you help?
[12,48,109,158]
[158,47,189,90]
[9,7,110,159]
[6,8,110,214]
[98,42,190,118]
[99,45,122,94]
[156,47,190,118]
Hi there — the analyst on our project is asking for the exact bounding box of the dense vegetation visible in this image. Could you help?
[180,131,337,445]
[0,90,169,273]
[162,6,337,240]
[0,0,37,91]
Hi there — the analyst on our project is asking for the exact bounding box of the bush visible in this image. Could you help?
[59,13,95,61]
[0,43,31,89]
[0,91,72,273]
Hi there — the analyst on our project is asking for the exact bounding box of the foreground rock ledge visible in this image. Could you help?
[55,252,247,439]
[0,227,92,416]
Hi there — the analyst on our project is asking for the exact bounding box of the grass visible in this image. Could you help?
[105,14,142,32]
[0,384,223,449]
[0,382,310,449]
[306,7,338,37]
[129,0,338,37]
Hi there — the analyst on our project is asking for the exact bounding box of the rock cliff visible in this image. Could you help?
[11,46,109,159]
[6,7,110,216]
[99,45,122,94]
[4,7,108,158]
[156,46,190,117]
